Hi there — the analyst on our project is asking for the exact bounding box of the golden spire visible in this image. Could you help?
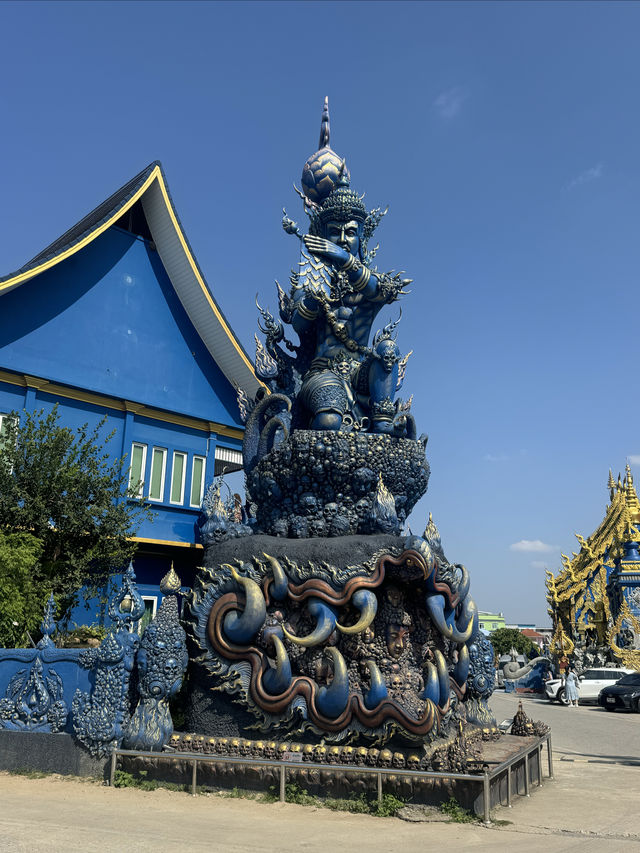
[618,472,623,492]
[160,562,182,595]
[608,469,616,502]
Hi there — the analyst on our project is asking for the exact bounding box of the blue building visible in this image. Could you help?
[0,161,260,627]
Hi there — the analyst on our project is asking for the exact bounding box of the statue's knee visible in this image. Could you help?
[312,412,343,430]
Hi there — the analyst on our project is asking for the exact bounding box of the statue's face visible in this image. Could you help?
[386,623,409,658]
[325,219,361,257]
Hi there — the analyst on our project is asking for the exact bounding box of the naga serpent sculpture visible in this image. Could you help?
[192,538,479,741]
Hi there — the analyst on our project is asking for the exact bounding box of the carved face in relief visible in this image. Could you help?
[385,586,404,608]
[325,219,361,257]
[386,623,410,659]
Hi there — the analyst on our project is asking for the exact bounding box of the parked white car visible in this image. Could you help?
[545,667,634,704]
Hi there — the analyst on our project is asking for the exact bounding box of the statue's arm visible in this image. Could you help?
[291,289,320,336]
[302,235,406,303]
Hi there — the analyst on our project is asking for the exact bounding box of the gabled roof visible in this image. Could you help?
[0,161,261,399]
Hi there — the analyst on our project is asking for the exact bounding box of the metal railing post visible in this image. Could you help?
[524,754,530,797]
[537,746,543,787]
[279,764,286,802]
[483,770,491,825]
[506,766,512,807]
[377,772,382,803]
[191,760,197,796]
[547,735,554,779]
[109,749,117,787]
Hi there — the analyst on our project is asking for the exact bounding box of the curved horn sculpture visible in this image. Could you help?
[434,649,450,707]
[262,635,292,695]
[456,565,470,602]
[316,647,350,718]
[422,660,440,705]
[282,599,337,647]
[263,552,288,601]
[336,589,377,635]
[453,597,477,644]
[363,660,388,710]
[452,643,470,686]
[426,595,476,644]
[222,564,267,644]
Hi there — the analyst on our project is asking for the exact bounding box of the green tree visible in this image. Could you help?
[0,407,153,625]
[0,532,45,647]
[488,627,535,657]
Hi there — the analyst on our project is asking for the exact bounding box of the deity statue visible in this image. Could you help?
[185,100,493,760]
[253,97,413,436]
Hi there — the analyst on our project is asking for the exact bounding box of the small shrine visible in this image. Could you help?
[546,464,640,670]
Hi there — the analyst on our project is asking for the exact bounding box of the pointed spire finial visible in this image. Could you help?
[626,462,633,486]
[319,96,330,149]
[608,468,616,502]
[160,561,182,595]
[618,472,623,491]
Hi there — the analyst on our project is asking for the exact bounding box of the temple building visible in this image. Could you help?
[0,162,260,626]
[546,464,640,670]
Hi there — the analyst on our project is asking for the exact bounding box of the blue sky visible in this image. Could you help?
[2,1,639,625]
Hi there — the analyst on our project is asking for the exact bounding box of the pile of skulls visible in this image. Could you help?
[510,701,549,737]
[166,734,430,770]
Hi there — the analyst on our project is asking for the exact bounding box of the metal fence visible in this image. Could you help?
[110,732,553,824]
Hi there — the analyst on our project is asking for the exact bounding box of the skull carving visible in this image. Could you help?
[366,748,379,767]
[354,747,368,766]
[205,738,217,755]
[229,738,240,756]
[239,739,252,756]
[391,674,403,691]
[328,746,341,764]
[407,754,421,771]
[379,749,393,768]
[340,746,354,764]
[313,745,327,763]
[392,752,405,769]
[323,502,339,520]
[303,744,315,762]
[265,741,277,760]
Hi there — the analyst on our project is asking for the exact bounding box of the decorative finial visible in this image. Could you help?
[618,472,623,492]
[160,562,182,595]
[626,462,633,486]
[608,468,616,502]
[319,95,330,149]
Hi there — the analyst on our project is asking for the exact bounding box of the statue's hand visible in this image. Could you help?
[303,235,350,268]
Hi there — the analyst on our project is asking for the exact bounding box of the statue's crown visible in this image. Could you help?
[317,181,367,225]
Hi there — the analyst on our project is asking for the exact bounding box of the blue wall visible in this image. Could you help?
[0,226,241,426]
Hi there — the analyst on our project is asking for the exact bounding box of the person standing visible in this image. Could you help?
[564,666,580,707]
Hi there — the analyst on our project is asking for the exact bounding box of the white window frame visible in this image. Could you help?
[129,442,147,498]
[148,447,168,502]
[190,455,206,508]
[137,595,158,635]
[170,451,187,505]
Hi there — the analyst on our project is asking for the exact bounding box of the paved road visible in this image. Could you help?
[489,689,640,763]
[0,763,639,853]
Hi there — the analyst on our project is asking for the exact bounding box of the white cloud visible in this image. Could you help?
[567,163,603,190]
[509,539,557,553]
[531,560,548,569]
[434,87,467,119]
[628,455,640,465]
[484,453,508,463]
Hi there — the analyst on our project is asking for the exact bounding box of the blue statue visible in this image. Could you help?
[255,97,413,436]
[123,565,188,751]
